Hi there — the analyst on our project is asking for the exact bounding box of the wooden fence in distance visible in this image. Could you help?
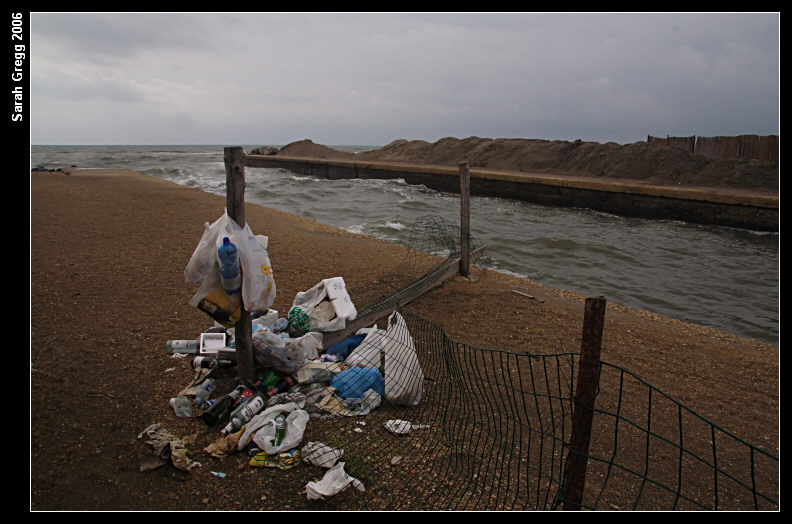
[647,134,778,161]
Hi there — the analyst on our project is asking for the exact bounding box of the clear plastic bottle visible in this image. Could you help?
[169,397,192,417]
[217,237,242,297]
[194,378,217,406]
[270,317,289,334]
[165,339,200,354]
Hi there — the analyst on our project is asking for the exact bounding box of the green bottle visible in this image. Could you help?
[273,413,287,447]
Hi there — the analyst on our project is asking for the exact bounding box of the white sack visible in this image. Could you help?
[237,403,309,455]
[291,277,357,332]
[305,462,365,500]
[345,311,424,406]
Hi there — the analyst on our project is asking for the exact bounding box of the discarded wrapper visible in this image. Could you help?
[249,448,301,470]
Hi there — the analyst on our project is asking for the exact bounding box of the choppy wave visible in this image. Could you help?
[31,144,779,346]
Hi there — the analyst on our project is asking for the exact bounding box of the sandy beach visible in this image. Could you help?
[30,168,778,510]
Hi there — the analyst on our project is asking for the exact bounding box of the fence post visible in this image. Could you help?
[459,161,470,277]
[563,295,607,510]
[224,146,255,384]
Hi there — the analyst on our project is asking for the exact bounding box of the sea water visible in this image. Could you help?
[30,144,780,347]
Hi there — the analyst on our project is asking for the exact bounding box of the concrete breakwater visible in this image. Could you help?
[245,154,779,232]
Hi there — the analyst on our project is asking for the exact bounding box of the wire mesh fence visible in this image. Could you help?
[214,214,777,510]
[569,361,780,511]
[345,214,487,321]
[286,309,778,510]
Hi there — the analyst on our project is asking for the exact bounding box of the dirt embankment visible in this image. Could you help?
[275,137,779,194]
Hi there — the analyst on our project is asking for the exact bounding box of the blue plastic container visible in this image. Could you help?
[217,237,242,296]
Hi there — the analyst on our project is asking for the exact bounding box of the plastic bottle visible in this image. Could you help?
[220,393,266,437]
[165,339,200,354]
[217,237,242,297]
[270,317,289,334]
[169,397,192,417]
[194,378,217,406]
[261,369,282,389]
[273,412,287,447]
[202,385,245,427]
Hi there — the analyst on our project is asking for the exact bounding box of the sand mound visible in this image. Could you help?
[274,137,778,193]
[276,139,357,159]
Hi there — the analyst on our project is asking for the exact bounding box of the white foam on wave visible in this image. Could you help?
[342,224,366,235]
[383,221,406,231]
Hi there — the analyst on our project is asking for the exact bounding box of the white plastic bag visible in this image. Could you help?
[305,462,365,500]
[185,212,276,326]
[289,277,357,333]
[296,361,344,384]
[345,311,424,406]
[252,329,322,375]
[237,403,310,455]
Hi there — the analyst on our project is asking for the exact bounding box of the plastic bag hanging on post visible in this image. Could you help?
[185,212,277,327]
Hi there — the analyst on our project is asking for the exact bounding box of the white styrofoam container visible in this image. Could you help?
[199,332,229,354]
[253,309,279,328]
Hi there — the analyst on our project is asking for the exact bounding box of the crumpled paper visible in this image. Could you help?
[316,387,381,417]
[302,441,344,469]
[203,426,246,459]
[178,367,214,397]
[305,462,365,500]
[383,419,430,435]
[137,423,200,472]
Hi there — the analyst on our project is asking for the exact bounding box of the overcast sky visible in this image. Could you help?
[29,12,780,146]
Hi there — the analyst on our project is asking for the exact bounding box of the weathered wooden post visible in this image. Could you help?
[224,146,255,383]
[563,295,607,510]
[459,161,470,277]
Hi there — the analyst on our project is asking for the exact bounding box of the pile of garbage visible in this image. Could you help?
[138,212,427,501]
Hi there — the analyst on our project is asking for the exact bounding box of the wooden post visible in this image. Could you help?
[459,161,470,277]
[563,295,607,510]
[224,146,255,384]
